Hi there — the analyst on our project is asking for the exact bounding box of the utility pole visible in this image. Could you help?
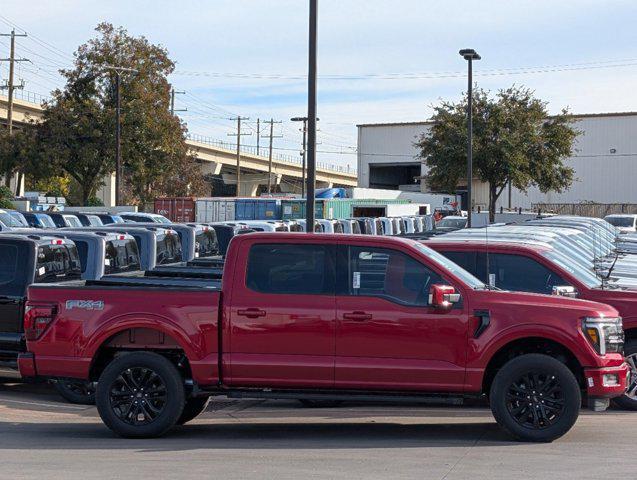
[256,118,260,156]
[227,117,250,197]
[291,116,319,198]
[1,29,28,192]
[305,0,318,230]
[262,118,282,193]
[170,88,186,115]
[101,65,138,206]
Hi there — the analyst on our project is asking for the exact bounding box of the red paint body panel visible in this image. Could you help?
[427,241,637,332]
[20,233,626,401]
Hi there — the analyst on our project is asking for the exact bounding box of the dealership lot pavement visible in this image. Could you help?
[0,375,636,480]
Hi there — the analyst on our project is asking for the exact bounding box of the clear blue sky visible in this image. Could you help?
[2,0,637,169]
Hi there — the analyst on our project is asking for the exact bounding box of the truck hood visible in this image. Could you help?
[586,287,637,322]
[472,289,619,319]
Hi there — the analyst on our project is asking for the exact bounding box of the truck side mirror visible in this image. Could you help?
[428,284,461,309]
[552,285,578,298]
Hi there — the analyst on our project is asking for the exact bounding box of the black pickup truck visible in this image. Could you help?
[0,234,82,368]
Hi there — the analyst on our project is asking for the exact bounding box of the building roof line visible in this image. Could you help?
[357,111,637,128]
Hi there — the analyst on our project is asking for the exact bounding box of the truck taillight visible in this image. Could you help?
[24,304,57,341]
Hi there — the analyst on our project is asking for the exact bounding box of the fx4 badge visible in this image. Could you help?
[66,300,104,311]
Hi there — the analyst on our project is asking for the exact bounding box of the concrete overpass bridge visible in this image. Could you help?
[0,94,357,204]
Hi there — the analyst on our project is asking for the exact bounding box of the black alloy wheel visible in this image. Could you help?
[505,372,565,429]
[490,354,580,442]
[96,352,185,438]
[108,367,168,426]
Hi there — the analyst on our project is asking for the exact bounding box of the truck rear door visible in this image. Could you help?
[226,240,337,388]
[334,243,469,391]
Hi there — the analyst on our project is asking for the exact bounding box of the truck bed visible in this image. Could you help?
[89,275,220,288]
[148,265,223,279]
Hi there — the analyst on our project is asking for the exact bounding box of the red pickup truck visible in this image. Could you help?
[19,233,628,441]
[427,239,637,409]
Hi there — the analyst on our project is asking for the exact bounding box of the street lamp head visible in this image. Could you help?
[290,117,307,122]
[459,49,481,61]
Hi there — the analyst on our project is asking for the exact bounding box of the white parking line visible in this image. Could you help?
[0,397,88,410]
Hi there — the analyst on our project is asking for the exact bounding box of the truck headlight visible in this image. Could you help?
[582,317,624,355]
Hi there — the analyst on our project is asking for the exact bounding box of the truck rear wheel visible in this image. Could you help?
[53,379,96,405]
[612,339,637,410]
[177,397,210,425]
[489,354,580,442]
[96,352,185,438]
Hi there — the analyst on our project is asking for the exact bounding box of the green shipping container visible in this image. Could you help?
[280,200,325,220]
[281,198,409,220]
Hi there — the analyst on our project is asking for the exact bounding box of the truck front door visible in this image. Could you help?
[335,244,469,392]
[227,241,337,388]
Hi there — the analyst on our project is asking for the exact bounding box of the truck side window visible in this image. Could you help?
[247,244,335,295]
[485,253,569,294]
[439,251,478,279]
[348,247,443,306]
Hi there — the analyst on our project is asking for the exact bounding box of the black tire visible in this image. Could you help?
[177,397,210,425]
[53,379,96,405]
[299,399,344,408]
[96,352,185,438]
[489,354,580,442]
[612,339,637,410]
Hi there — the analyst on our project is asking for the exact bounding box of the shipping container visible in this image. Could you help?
[154,197,196,223]
[234,199,282,220]
[281,200,325,220]
[195,198,236,223]
[281,199,410,220]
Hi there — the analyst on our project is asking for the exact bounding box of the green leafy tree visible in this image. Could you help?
[416,86,579,222]
[0,185,14,209]
[36,23,203,206]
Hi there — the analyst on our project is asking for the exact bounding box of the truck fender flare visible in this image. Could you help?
[478,323,594,369]
[83,313,203,362]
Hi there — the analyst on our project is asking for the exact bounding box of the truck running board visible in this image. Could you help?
[201,388,466,405]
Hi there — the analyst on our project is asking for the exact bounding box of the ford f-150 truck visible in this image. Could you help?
[19,233,628,441]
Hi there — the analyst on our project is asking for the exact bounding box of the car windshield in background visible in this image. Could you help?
[541,250,601,289]
[438,218,467,229]
[35,244,82,283]
[9,211,29,227]
[64,216,83,228]
[104,239,141,274]
[156,234,182,264]
[36,214,57,228]
[412,241,486,289]
[111,216,125,223]
[606,217,634,228]
[0,211,27,227]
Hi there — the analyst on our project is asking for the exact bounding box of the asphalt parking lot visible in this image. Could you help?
[0,375,636,480]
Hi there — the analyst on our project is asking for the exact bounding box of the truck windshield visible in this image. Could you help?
[606,217,634,228]
[105,239,141,273]
[156,234,182,264]
[438,217,467,229]
[541,250,601,289]
[35,244,82,283]
[9,211,29,227]
[64,215,83,228]
[35,214,56,228]
[0,211,27,227]
[412,242,486,289]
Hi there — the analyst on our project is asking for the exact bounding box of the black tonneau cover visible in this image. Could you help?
[90,275,219,289]
[148,265,223,279]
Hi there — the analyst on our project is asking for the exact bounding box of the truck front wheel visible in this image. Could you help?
[489,354,580,442]
[612,339,637,410]
[96,352,185,438]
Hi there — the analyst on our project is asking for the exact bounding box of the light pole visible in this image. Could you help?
[459,48,480,228]
[305,0,318,232]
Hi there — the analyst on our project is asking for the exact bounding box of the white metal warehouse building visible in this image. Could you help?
[357,112,637,210]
